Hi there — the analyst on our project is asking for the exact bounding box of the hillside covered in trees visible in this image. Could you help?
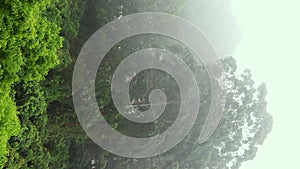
[0,0,272,169]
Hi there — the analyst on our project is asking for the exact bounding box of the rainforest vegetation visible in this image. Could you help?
[0,0,272,168]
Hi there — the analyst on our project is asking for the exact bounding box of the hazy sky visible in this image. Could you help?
[231,0,300,168]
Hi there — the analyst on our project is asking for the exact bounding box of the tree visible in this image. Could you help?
[91,56,273,169]
[58,1,272,168]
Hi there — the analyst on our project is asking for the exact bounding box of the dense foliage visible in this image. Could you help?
[0,0,84,168]
[0,0,272,169]
[0,0,61,166]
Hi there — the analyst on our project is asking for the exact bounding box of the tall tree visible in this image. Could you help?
[93,56,273,169]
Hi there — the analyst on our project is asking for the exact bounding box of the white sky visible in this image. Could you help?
[231,0,300,168]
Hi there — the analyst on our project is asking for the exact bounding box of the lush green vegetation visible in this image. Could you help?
[0,0,83,168]
[0,0,61,166]
[0,0,272,169]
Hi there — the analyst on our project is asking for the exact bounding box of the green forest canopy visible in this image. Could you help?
[0,0,272,169]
